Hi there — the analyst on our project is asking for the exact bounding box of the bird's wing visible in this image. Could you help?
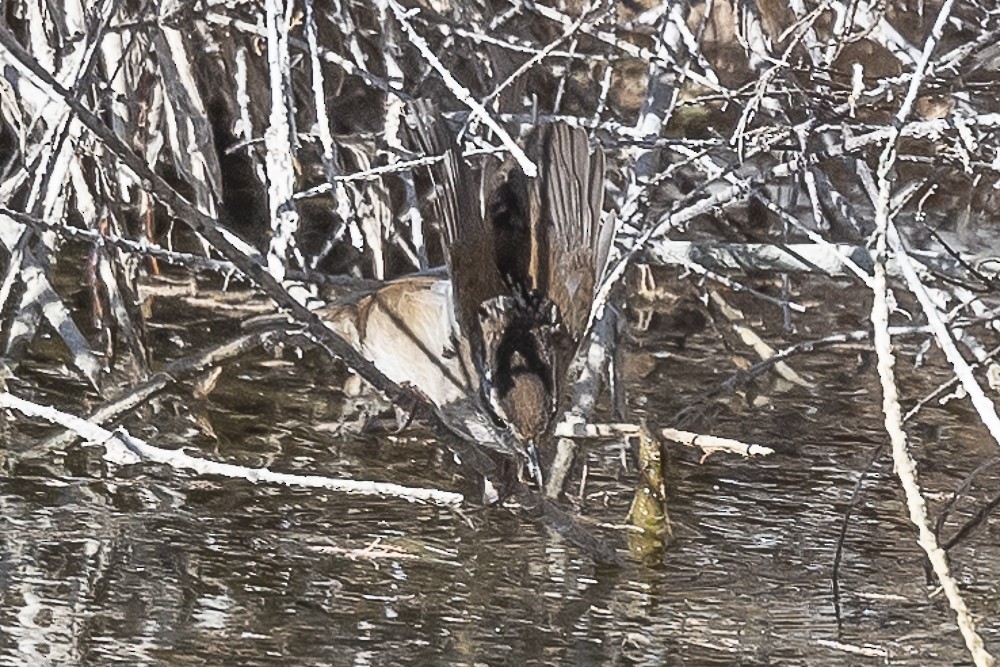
[405,102,505,354]
[528,124,607,341]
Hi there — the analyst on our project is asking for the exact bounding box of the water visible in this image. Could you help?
[2,275,999,665]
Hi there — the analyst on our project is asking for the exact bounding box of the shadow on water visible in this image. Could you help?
[2,275,999,665]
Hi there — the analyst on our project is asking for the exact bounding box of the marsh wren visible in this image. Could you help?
[325,112,610,482]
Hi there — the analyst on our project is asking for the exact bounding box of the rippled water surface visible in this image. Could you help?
[3,277,999,665]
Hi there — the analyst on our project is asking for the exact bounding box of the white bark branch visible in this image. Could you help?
[0,391,464,507]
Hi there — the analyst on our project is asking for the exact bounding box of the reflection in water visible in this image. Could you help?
[2,280,999,665]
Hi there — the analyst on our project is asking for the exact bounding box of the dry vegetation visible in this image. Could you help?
[2,0,1000,662]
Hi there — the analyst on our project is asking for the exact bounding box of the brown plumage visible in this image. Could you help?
[408,104,610,446]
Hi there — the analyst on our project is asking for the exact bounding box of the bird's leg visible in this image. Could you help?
[359,383,430,433]
[391,382,431,432]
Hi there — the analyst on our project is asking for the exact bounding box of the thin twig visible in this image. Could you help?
[384,0,537,177]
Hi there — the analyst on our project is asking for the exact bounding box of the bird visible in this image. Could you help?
[322,106,611,486]
[454,121,610,455]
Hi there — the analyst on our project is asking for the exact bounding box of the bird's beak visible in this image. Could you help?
[527,441,544,490]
